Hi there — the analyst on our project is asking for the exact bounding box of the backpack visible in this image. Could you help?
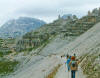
[71,61,77,67]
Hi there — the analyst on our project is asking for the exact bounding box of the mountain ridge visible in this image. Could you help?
[0,7,100,78]
[0,17,46,38]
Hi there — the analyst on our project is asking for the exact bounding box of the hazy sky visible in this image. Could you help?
[0,0,100,26]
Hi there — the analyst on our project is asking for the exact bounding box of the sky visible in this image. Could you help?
[0,0,100,26]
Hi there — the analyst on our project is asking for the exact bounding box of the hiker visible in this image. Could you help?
[61,55,62,58]
[65,55,71,71]
[74,53,77,59]
[74,53,76,57]
[69,56,78,78]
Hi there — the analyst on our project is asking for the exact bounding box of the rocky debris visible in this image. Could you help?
[81,52,100,78]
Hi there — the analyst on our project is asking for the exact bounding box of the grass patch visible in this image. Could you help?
[0,51,12,57]
[0,60,19,76]
[46,64,62,78]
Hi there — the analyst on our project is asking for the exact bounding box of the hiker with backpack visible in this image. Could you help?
[69,56,79,78]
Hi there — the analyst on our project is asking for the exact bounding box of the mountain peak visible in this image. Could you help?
[0,17,46,38]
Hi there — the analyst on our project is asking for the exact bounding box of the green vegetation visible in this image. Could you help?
[0,60,19,76]
[0,38,15,57]
[0,38,18,76]
[0,51,12,57]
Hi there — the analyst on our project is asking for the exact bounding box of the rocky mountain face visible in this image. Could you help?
[15,8,100,53]
[0,8,100,78]
[62,22,100,78]
[7,8,100,78]
[15,17,77,52]
[0,17,46,38]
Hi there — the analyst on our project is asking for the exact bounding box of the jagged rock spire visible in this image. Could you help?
[99,7,100,15]
[58,15,61,19]
[88,10,91,16]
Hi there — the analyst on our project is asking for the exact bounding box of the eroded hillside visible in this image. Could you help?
[1,8,100,78]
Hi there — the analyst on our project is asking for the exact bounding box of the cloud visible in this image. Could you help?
[0,0,100,25]
[14,0,100,17]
